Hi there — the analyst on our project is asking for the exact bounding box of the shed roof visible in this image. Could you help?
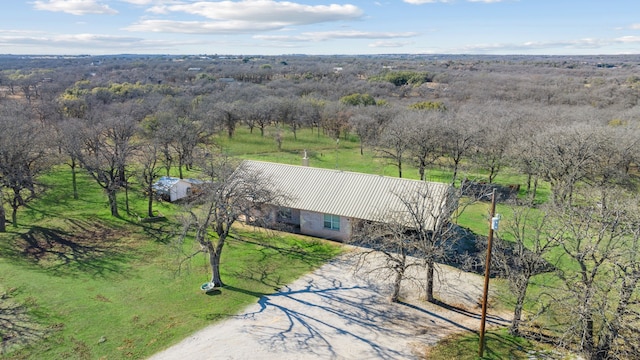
[240,160,453,230]
[152,176,203,194]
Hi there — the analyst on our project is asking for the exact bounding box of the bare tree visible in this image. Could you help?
[243,98,274,136]
[549,193,640,360]
[531,124,600,206]
[472,105,518,183]
[438,108,478,186]
[349,216,422,303]
[0,102,52,228]
[213,101,241,138]
[585,127,639,212]
[508,119,544,204]
[57,118,84,200]
[76,103,140,217]
[138,140,163,218]
[178,155,284,287]
[349,113,379,156]
[493,204,558,336]
[376,113,414,178]
[407,111,442,181]
[349,180,459,303]
[321,102,351,140]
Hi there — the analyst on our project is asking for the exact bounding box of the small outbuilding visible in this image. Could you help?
[152,176,203,202]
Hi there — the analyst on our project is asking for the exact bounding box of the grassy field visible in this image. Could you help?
[0,167,341,359]
[1,125,556,359]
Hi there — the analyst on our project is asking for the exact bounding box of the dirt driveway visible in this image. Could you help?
[149,249,509,360]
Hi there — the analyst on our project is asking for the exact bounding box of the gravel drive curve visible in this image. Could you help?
[149,250,508,360]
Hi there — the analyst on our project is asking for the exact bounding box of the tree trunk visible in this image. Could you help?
[0,193,5,232]
[391,250,406,303]
[425,259,435,302]
[451,160,460,186]
[391,269,403,303]
[0,187,6,232]
[592,272,639,360]
[207,236,226,287]
[10,195,19,228]
[147,183,154,217]
[71,159,79,200]
[107,188,119,217]
[509,281,528,336]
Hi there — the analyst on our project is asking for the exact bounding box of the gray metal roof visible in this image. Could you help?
[240,160,454,230]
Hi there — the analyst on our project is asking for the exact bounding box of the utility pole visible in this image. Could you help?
[479,189,498,358]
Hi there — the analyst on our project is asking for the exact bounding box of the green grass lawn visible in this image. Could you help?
[0,167,342,359]
[426,328,564,360]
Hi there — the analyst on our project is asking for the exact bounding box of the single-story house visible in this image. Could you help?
[240,160,455,242]
[152,176,204,202]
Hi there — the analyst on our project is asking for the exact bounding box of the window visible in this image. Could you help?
[323,214,340,231]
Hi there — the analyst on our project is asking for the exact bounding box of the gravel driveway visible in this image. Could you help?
[149,250,508,360]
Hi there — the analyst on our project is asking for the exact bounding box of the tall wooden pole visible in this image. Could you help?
[479,189,497,358]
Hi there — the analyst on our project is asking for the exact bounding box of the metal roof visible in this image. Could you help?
[152,176,204,194]
[240,160,454,230]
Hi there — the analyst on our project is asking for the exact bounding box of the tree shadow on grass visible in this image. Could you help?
[481,331,538,360]
[0,219,132,278]
[0,288,49,355]
[231,233,338,270]
[125,216,177,245]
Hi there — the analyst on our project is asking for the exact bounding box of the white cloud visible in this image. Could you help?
[126,1,363,33]
[467,0,507,3]
[450,38,609,54]
[403,0,449,4]
[126,19,291,33]
[254,30,418,42]
[118,0,155,4]
[0,30,198,53]
[404,0,505,4]
[368,40,413,48]
[152,1,361,23]
[0,33,123,47]
[32,0,118,15]
[630,24,640,30]
[615,35,640,43]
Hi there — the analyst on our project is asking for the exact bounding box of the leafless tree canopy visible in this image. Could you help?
[176,154,285,287]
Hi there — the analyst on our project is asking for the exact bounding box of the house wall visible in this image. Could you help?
[299,210,351,242]
[170,181,191,202]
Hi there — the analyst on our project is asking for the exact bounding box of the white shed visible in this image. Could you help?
[152,176,203,202]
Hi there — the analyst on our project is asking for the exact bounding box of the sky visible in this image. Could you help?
[1,0,640,56]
